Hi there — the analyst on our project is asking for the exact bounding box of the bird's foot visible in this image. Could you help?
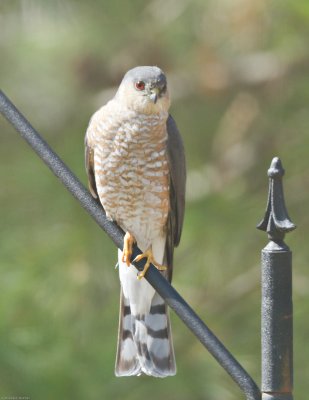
[122,232,136,267]
[133,248,167,280]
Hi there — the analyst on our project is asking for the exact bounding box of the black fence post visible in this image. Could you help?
[257,157,296,400]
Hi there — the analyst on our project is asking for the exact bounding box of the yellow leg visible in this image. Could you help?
[122,232,135,267]
[133,248,167,280]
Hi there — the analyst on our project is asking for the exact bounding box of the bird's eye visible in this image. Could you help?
[161,84,167,93]
[135,81,145,91]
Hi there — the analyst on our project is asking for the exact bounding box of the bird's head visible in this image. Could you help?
[116,66,170,114]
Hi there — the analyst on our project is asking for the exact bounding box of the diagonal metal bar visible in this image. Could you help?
[0,90,261,400]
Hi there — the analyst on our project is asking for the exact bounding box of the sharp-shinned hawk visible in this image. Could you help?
[85,66,186,377]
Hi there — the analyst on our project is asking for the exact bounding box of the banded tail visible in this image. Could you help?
[115,290,176,377]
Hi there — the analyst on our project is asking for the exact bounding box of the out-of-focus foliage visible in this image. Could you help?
[0,1,308,399]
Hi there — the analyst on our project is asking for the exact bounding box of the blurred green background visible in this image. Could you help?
[0,1,308,399]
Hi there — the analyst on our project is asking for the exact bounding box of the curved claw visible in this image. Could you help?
[133,248,167,280]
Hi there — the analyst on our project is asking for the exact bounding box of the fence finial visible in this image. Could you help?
[258,157,295,400]
[257,157,296,244]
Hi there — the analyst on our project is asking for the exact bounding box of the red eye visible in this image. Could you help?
[135,81,145,91]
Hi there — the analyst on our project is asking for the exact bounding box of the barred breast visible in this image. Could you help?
[87,101,170,251]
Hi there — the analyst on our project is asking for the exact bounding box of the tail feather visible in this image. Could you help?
[143,293,176,376]
[115,291,176,377]
[115,292,141,376]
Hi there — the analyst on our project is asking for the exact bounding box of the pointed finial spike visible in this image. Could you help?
[257,157,296,240]
[267,157,285,178]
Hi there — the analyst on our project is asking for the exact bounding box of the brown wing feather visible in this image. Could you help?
[165,115,186,281]
[85,135,99,199]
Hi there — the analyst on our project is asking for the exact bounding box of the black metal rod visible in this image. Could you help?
[0,90,261,400]
[257,158,295,400]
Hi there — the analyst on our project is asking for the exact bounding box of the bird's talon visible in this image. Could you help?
[133,248,167,279]
[137,270,146,280]
[132,254,145,263]
[122,232,135,267]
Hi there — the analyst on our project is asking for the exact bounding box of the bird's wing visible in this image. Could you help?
[165,115,186,281]
[85,133,99,199]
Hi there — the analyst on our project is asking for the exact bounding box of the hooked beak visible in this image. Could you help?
[149,87,160,104]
